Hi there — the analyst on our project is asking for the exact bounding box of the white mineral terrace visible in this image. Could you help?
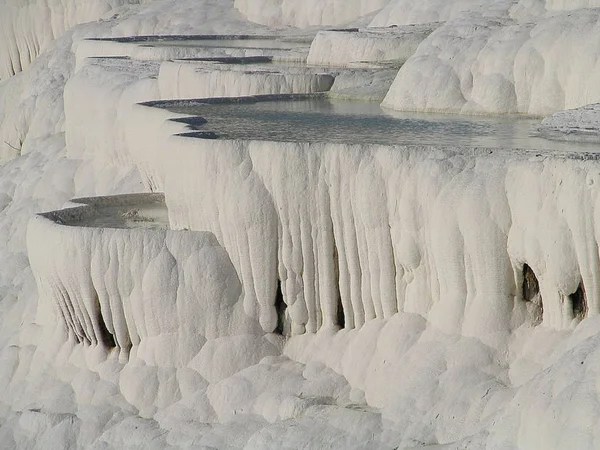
[28,193,266,367]
[74,35,314,70]
[8,1,600,447]
[306,25,439,67]
[41,91,600,370]
[156,57,398,101]
[158,59,337,100]
[121,94,600,343]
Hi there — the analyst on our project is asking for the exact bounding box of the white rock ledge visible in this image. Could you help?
[306,25,438,67]
[75,35,313,71]
[158,59,335,100]
[27,193,265,368]
[122,96,600,346]
[539,103,600,141]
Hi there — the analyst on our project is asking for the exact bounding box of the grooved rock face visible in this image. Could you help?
[0,0,138,81]
[382,6,600,116]
[27,199,266,368]
[6,0,600,447]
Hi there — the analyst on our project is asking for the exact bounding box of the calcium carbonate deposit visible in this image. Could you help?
[4,0,600,449]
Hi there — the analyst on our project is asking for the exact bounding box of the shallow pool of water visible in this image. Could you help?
[78,204,170,230]
[98,35,313,50]
[145,38,311,49]
[47,195,171,230]
[163,96,600,153]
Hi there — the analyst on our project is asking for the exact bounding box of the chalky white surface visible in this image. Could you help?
[306,25,436,67]
[383,1,600,115]
[158,60,334,99]
[3,0,600,449]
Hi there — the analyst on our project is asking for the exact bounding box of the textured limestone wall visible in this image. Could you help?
[126,102,600,347]
[0,0,140,80]
[27,194,265,368]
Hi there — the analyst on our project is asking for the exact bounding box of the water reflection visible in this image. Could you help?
[165,97,600,152]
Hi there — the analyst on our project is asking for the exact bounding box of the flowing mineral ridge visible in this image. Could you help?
[2,0,600,448]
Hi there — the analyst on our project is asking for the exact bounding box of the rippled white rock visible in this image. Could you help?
[4,0,600,448]
[383,4,600,115]
[158,60,334,99]
[129,104,599,340]
[306,25,436,67]
[28,195,258,367]
[0,0,139,80]
[539,103,600,140]
[234,0,388,28]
